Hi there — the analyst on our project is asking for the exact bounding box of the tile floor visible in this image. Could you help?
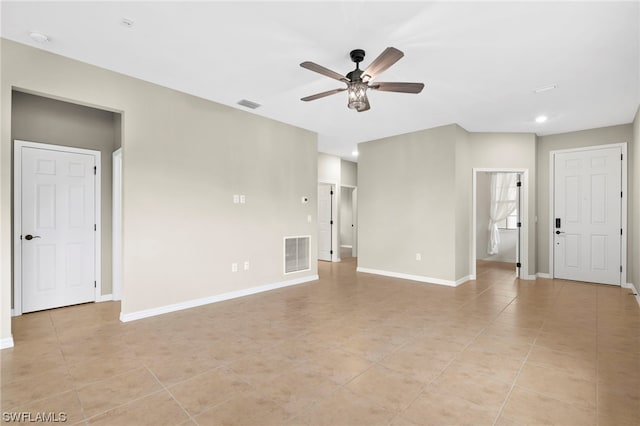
[1,259,639,425]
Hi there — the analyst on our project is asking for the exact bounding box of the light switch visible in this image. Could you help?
[233,194,239,204]
[307,214,312,223]
[244,261,250,271]
[240,195,246,204]
[231,263,238,272]
[416,253,422,261]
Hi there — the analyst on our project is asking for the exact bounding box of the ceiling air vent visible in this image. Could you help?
[237,99,261,109]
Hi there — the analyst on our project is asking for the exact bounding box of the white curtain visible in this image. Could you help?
[488,173,518,255]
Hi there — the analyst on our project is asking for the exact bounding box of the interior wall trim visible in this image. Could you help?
[119,275,319,323]
[97,294,113,303]
[356,267,463,287]
[0,337,14,350]
[622,282,640,306]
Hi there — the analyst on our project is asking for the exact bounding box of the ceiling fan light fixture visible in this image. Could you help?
[347,82,368,110]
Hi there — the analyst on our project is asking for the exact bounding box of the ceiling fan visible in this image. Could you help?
[300,47,424,112]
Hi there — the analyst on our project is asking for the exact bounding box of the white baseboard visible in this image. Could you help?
[536,272,552,279]
[120,274,319,323]
[356,267,462,287]
[96,293,113,302]
[340,245,353,249]
[521,274,537,280]
[622,282,640,306]
[11,309,15,317]
[1,336,14,350]
[456,275,473,285]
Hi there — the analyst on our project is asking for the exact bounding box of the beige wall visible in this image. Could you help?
[1,39,318,342]
[468,133,537,276]
[11,91,119,296]
[318,153,340,184]
[358,124,458,282]
[632,106,640,287]
[476,172,492,259]
[358,126,536,283]
[341,159,357,187]
[455,125,471,280]
[536,124,633,276]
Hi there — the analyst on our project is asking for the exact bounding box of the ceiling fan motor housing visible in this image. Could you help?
[350,49,365,64]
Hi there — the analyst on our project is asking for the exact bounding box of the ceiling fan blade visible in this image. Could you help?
[362,47,404,80]
[357,96,370,112]
[370,82,425,94]
[300,61,348,82]
[301,88,347,102]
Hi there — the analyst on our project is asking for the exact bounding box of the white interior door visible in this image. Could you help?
[553,146,621,285]
[318,184,333,261]
[20,145,97,312]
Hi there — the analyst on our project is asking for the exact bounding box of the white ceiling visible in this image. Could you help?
[2,1,639,159]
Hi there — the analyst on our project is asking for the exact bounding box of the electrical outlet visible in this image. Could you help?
[416,253,422,261]
[244,261,250,271]
[231,262,238,272]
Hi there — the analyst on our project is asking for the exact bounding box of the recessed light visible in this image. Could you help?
[535,115,548,123]
[534,84,557,94]
[29,31,50,43]
[352,150,359,157]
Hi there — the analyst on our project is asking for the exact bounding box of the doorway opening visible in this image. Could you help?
[339,186,357,260]
[472,168,529,280]
[11,90,122,316]
[317,183,334,262]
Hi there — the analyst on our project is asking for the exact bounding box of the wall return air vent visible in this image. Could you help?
[284,236,310,274]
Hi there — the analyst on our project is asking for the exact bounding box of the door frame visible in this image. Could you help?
[471,168,530,280]
[548,143,627,284]
[112,148,122,301]
[318,182,337,262]
[351,187,358,258]
[13,140,101,316]
[339,184,357,258]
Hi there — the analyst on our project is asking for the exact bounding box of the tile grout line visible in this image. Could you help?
[491,282,564,425]
[388,273,522,424]
[81,387,168,424]
[390,316,495,423]
[144,365,198,425]
[49,310,92,423]
[595,287,600,426]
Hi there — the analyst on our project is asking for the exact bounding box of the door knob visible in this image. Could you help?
[555,230,565,235]
[24,234,41,240]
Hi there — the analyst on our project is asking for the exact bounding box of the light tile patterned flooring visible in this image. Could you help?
[1,259,639,425]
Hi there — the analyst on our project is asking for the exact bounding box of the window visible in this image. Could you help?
[498,208,518,230]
